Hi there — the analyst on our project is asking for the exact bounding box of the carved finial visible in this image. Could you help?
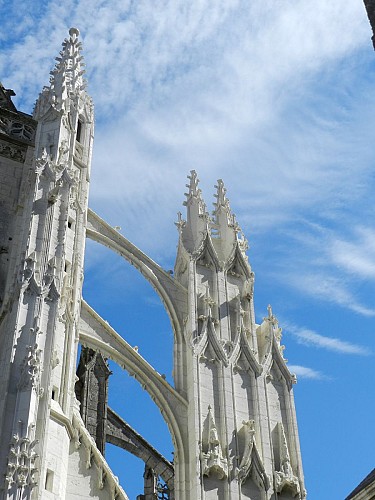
[214,179,227,208]
[264,305,286,357]
[69,27,80,40]
[267,304,273,319]
[203,285,215,317]
[174,211,186,232]
[184,170,206,213]
[213,179,234,218]
[185,170,199,196]
[178,171,210,253]
[212,178,242,240]
[265,304,278,327]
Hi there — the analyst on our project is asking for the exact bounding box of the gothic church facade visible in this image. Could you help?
[0,29,305,500]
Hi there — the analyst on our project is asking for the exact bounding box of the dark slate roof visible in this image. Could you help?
[0,82,17,112]
[363,0,375,49]
[346,468,375,499]
[0,82,36,146]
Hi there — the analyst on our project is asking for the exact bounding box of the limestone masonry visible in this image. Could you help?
[0,29,305,499]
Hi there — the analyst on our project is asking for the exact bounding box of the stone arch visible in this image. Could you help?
[78,299,188,499]
[86,208,186,342]
[75,342,175,496]
[86,208,187,393]
[106,406,174,493]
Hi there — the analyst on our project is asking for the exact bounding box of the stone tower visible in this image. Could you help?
[171,172,305,499]
[0,29,305,499]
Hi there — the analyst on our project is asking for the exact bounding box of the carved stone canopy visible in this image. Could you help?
[201,406,228,480]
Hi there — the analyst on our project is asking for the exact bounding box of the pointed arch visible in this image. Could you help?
[78,300,188,498]
[263,336,295,389]
[86,208,188,392]
[226,243,253,280]
[86,208,187,345]
[194,231,221,271]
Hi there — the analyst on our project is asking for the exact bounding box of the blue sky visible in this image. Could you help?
[1,0,375,498]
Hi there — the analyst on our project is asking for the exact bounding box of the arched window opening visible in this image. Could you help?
[76,118,83,143]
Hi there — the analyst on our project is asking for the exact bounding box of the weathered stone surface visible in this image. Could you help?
[76,348,111,456]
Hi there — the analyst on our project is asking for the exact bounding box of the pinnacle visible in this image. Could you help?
[183,170,208,216]
[213,178,232,220]
[48,27,87,102]
[212,177,241,233]
[184,170,201,203]
[214,179,227,208]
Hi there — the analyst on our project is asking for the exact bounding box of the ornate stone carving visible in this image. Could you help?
[43,257,57,287]
[50,349,60,369]
[201,406,228,479]
[72,427,81,450]
[213,178,237,228]
[33,28,93,120]
[5,424,38,489]
[203,286,215,314]
[274,422,300,496]
[97,465,106,490]
[0,138,26,162]
[174,211,186,232]
[85,444,93,469]
[237,420,256,484]
[236,420,269,490]
[18,344,43,396]
[264,304,286,358]
[0,113,36,143]
[184,170,208,217]
[74,141,84,161]
[20,252,37,284]
[57,139,69,164]
[44,258,61,302]
[242,276,254,300]
[9,120,35,142]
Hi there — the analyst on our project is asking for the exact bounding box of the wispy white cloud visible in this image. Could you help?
[2,1,375,292]
[330,227,375,280]
[0,1,368,112]
[287,365,327,380]
[272,221,375,317]
[287,272,375,317]
[285,323,370,355]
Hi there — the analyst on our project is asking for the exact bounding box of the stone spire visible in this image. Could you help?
[49,28,86,109]
[34,28,91,119]
[33,27,93,163]
[173,172,305,499]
